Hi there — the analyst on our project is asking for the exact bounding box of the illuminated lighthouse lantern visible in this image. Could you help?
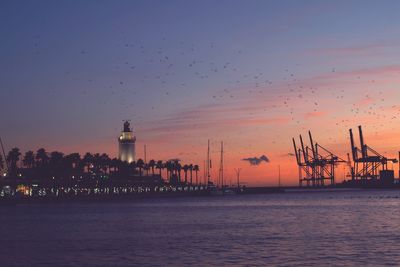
[118,121,136,163]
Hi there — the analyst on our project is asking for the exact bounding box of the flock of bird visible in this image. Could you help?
[28,35,400,162]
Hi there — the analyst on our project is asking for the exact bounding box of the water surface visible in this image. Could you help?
[2,190,400,266]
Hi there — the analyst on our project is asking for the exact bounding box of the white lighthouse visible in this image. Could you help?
[118,121,136,163]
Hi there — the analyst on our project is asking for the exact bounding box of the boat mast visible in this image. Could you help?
[235,168,241,189]
[203,160,206,185]
[278,164,281,187]
[219,141,224,188]
[144,144,147,163]
[0,137,8,173]
[207,139,210,184]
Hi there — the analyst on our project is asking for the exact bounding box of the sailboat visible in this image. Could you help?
[205,139,221,195]
[220,141,235,195]
[208,140,235,195]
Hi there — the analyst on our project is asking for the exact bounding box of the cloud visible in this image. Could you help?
[310,42,388,56]
[305,65,400,86]
[242,155,270,166]
[139,101,290,141]
[307,39,400,58]
[304,111,326,119]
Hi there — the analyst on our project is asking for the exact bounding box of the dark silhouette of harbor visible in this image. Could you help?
[2,124,400,204]
[0,144,225,203]
[0,122,236,203]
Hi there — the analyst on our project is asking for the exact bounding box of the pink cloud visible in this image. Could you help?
[308,40,400,58]
[357,97,374,107]
[310,42,387,56]
[300,65,400,88]
[304,111,326,119]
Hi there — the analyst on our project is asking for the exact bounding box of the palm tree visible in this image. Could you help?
[83,152,94,172]
[63,153,81,183]
[115,158,124,173]
[100,153,110,173]
[46,151,64,186]
[136,158,144,176]
[92,153,101,172]
[65,153,81,169]
[165,160,174,181]
[36,148,49,167]
[144,163,150,176]
[111,158,119,172]
[174,161,182,182]
[7,147,21,174]
[23,151,35,168]
[183,164,189,184]
[193,165,199,185]
[50,151,64,162]
[156,160,163,177]
[49,151,64,172]
[189,164,193,185]
[129,161,136,174]
[148,159,156,176]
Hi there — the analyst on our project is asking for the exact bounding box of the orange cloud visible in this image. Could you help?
[310,42,389,56]
[304,111,326,119]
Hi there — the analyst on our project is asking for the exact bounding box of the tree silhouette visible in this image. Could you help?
[23,151,35,168]
[136,158,144,176]
[83,153,94,172]
[65,153,81,170]
[7,147,21,175]
[165,160,174,181]
[189,164,193,185]
[148,159,156,176]
[36,148,49,167]
[1,146,201,193]
[193,165,199,184]
[156,160,163,176]
[183,164,189,183]
[174,161,182,182]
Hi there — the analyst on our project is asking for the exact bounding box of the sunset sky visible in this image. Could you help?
[1,0,400,185]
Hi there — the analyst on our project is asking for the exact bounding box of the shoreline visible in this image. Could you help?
[2,185,400,205]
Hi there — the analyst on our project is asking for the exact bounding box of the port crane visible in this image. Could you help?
[293,131,346,187]
[349,126,397,182]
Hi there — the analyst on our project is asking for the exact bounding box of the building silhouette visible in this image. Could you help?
[118,121,136,163]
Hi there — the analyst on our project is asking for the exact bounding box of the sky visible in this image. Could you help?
[1,0,400,186]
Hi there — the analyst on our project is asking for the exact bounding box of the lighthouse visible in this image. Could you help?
[118,120,136,163]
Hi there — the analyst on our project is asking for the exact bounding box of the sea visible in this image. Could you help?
[1,189,400,266]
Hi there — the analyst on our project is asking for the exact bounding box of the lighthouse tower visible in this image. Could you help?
[118,121,136,163]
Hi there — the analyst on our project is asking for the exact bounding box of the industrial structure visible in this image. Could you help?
[118,120,136,163]
[292,131,346,187]
[348,126,397,184]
